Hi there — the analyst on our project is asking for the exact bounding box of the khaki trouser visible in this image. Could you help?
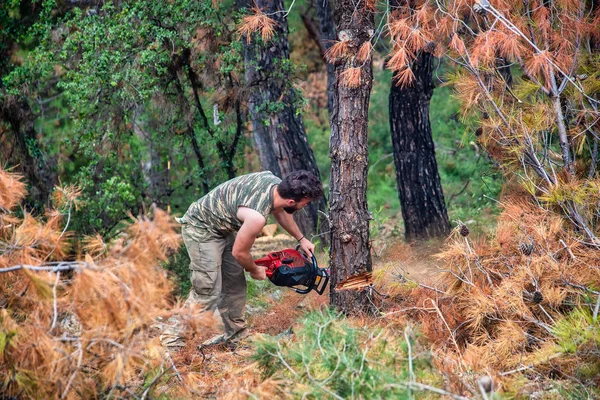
[181,225,247,338]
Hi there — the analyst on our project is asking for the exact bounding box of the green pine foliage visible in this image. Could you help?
[252,308,442,399]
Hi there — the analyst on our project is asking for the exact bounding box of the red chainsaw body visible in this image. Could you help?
[254,248,307,278]
[254,248,329,295]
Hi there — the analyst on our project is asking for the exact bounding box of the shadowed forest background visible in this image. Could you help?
[1,0,599,398]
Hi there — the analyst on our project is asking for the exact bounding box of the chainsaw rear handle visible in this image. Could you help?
[294,246,329,295]
[255,247,330,295]
[295,245,318,268]
[289,247,316,294]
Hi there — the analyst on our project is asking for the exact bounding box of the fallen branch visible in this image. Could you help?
[140,366,170,400]
[558,239,576,260]
[0,262,88,273]
[164,351,182,382]
[61,341,83,399]
[418,282,445,294]
[562,279,600,295]
[404,326,415,395]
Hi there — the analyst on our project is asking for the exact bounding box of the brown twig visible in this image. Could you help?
[61,341,83,399]
[430,299,464,362]
[49,271,61,334]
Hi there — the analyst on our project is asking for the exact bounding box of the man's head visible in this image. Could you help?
[278,170,323,214]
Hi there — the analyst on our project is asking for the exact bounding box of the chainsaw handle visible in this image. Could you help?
[295,245,325,294]
[292,286,312,294]
[295,245,318,268]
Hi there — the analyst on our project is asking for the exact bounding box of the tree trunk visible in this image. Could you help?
[237,0,327,240]
[312,0,336,117]
[0,97,56,210]
[168,58,210,194]
[134,107,169,208]
[389,51,451,241]
[328,1,375,314]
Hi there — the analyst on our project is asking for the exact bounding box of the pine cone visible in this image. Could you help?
[459,224,470,237]
[424,41,437,53]
[519,242,534,255]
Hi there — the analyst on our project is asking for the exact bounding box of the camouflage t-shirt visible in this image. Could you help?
[178,171,281,240]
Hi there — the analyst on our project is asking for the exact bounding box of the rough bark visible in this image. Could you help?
[389,52,451,241]
[237,0,327,239]
[328,1,375,314]
[389,52,450,241]
[312,0,336,117]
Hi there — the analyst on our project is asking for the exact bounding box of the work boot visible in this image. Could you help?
[201,333,228,347]
[227,327,253,343]
[199,327,252,348]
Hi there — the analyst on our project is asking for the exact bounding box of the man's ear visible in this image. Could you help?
[286,199,296,207]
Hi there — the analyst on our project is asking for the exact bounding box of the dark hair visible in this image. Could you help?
[278,170,323,202]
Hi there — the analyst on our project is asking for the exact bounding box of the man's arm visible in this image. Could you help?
[233,207,268,280]
[272,209,315,255]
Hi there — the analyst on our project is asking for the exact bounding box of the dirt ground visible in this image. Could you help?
[376,239,445,284]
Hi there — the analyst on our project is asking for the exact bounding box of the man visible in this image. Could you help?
[177,170,323,346]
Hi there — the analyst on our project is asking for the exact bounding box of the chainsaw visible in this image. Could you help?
[254,248,330,295]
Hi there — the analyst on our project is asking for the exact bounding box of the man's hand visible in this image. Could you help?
[272,209,316,255]
[248,264,268,281]
[299,237,315,255]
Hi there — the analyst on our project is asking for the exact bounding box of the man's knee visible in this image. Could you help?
[190,270,219,297]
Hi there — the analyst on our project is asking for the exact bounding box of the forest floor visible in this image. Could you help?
[162,233,445,398]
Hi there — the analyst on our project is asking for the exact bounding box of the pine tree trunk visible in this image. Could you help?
[312,0,336,117]
[328,2,375,314]
[389,52,451,241]
[238,0,326,239]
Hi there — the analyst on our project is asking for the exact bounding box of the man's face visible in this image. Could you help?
[284,198,311,214]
